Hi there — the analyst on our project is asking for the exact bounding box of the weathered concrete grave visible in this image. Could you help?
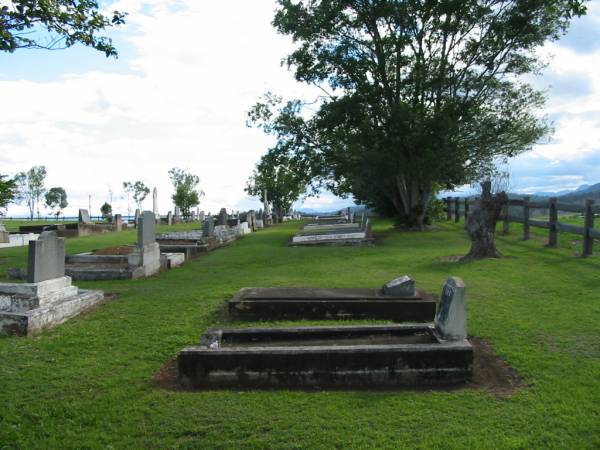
[290,218,373,246]
[0,231,104,336]
[178,277,472,389]
[79,208,92,224]
[0,223,9,244]
[228,276,435,321]
[64,211,163,280]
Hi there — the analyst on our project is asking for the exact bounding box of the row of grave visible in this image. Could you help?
[0,209,273,336]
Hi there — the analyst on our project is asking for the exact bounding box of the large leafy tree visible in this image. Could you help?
[1,0,126,57]
[15,165,47,219]
[245,146,313,222]
[250,0,587,227]
[0,174,17,214]
[168,168,204,219]
[45,186,68,219]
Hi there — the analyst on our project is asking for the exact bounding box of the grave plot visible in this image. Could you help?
[178,277,472,389]
[64,211,169,280]
[289,215,374,246]
[17,209,126,238]
[228,276,436,321]
[0,231,104,336]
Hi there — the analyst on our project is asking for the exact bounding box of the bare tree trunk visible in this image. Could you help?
[462,181,508,260]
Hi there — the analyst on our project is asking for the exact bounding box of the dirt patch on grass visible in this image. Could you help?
[92,246,134,255]
[153,337,524,395]
[468,337,525,395]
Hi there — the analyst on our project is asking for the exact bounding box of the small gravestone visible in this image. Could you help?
[167,211,173,226]
[137,211,156,247]
[112,214,123,231]
[27,231,65,283]
[435,277,467,341]
[174,207,181,223]
[217,208,228,226]
[203,215,215,237]
[78,209,91,224]
[382,275,415,297]
[0,223,8,244]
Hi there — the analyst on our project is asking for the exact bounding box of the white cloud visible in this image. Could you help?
[0,0,320,217]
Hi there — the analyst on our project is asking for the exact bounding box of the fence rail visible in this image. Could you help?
[444,196,597,257]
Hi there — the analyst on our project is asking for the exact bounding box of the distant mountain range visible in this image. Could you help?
[528,182,600,204]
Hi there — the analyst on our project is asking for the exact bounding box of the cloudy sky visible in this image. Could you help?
[1,0,599,217]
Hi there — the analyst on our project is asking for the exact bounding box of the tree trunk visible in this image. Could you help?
[393,175,432,229]
[462,182,508,260]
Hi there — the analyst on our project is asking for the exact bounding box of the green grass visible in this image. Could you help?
[0,220,599,449]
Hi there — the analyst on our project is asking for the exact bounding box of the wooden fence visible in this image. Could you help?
[443,196,599,257]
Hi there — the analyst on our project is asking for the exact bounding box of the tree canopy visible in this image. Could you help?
[169,168,204,219]
[0,174,17,214]
[123,181,150,212]
[1,0,126,57]
[245,146,313,221]
[250,0,587,227]
[15,166,47,219]
[45,186,68,218]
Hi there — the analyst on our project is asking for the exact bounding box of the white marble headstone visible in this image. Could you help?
[435,277,467,341]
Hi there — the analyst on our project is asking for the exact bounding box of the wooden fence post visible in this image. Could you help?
[548,197,558,248]
[464,198,469,222]
[523,196,531,241]
[583,199,595,257]
[454,197,460,222]
[502,203,509,235]
[446,197,452,221]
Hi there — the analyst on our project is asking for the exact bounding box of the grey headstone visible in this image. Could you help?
[78,209,91,224]
[27,231,65,283]
[137,211,156,247]
[217,208,228,226]
[167,211,173,226]
[435,277,467,341]
[174,207,181,219]
[112,214,123,231]
[134,209,140,229]
[203,215,215,237]
[198,211,205,222]
[382,275,416,297]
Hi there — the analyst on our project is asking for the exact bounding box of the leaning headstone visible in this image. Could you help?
[78,209,92,224]
[217,208,228,226]
[203,215,215,237]
[137,211,156,247]
[27,231,66,283]
[382,275,416,297]
[0,223,9,244]
[435,277,467,341]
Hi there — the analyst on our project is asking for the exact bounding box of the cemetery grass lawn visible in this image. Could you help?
[0,220,599,449]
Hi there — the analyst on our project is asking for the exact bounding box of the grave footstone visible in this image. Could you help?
[78,209,91,224]
[435,277,467,341]
[382,275,416,297]
[27,231,66,283]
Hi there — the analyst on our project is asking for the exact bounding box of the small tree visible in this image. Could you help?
[168,168,204,219]
[123,181,150,212]
[15,166,47,219]
[100,202,112,221]
[245,149,312,223]
[0,174,17,215]
[45,187,68,219]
